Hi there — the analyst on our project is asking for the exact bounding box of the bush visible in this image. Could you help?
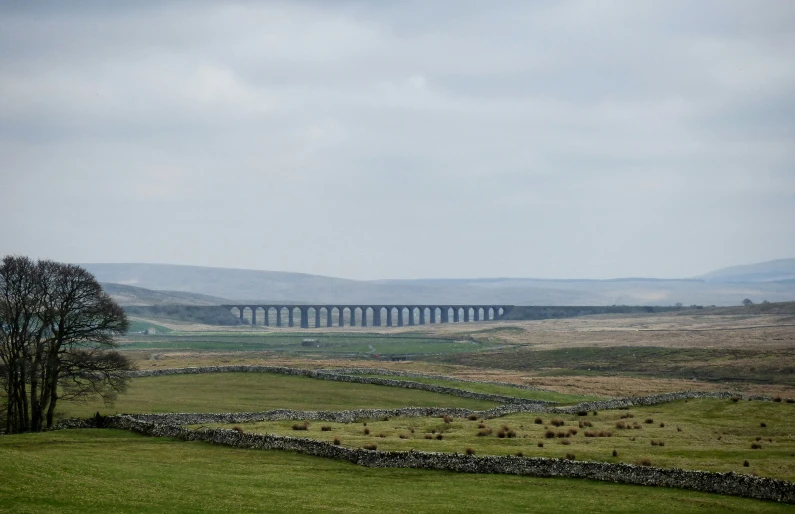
[598,431,612,438]
[292,422,309,431]
[477,428,493,436]
[333,437,341,445]
[232,426,244,434]
[507,429,517,438]
[560,439,571,445]
[516,451,524,457]
[773,397,782,403]
[576,411,588,416]
[566,428,578,437]
[424,434,433,439]
[731,396,740,403]
[620,413,634,419]
[534,417,543,425]
[537,442,544,448]
[321,426,332,432]
[550,418,565,427]
[581,420,593,428]
[636,458,652,467]
[497,430,506,439]
[363,443,377,451]
[584,431,595,438]
[786,398,794,404]
[468,414,479,421]
[399,433,409,439]
[743,460,749,467]
[751,443,762,449]
[544,430,555,439]
[377,433,386,438]
[465,447,475,455]
[592,411,598,416]
[478,422,486,429]
[760,422,767,428]
[436,434,443,440]
[565,453,576,461]
[644,418,654,424]
[612,449,618,457]
[556,431,566,438]
[443,415,453,424]
[659,422,665,428]
[615,421,626,430]
[363,428,370,435]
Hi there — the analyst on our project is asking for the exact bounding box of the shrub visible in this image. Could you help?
[620,413,634,419]
[567,428,578,437]
[363,428,370,435]
[516,451,524,457]
[363,443,377,451]
[756,436,762,441]
[544,430,555,439]
[537,442,544,448]
[292,422,309,431]
[468,414,479,421]
[321,426,332,432]
[584,431,595,438]
[478,423,486,429]
[773,397,782,403]
[382,416,390,421]
[431,429,436,434]
[534,417,543,425]
[731,396,740,403]
[443,415,453,424]
[786,398,794,404]
[760,422,767,428]
[436,434,444,440]
[477,428,493,436]
[644,418,654,424]
[659,422,665,428]
[560,439,571,446]
[232,426,244,434]
[556,431,566,438]
[333,437,341,445]
[507,429,517,438]
[615,421,626,430]
[576,411,588,416]
[636,458,652,467]
[399,433,409,439]
[377,433,386,438]
[565,453,576,461]
[677,426,682,432]
[551,418,565,427]
[743,460,749,467]
[497,430,506,439]
[598,431,612,438]
[751,443,762,449]
[592,411,598,416]
[424,434,433,440]
[410,428,415,433]
[465,447,475,456]
[581,420,593,428]
[612,449,618,457]
[363,422,367,426]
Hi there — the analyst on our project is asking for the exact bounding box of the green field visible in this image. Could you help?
[57,373,497,418]
[356,374,595,403]
[0,430,790,514]
[121,332,492,356]
[209,398,795,481]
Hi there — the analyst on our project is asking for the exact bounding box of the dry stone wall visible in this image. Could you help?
[102,415,795,504]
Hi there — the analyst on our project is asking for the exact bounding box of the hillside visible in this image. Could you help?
[83,262,795,307]
[699,258,795,283]
[100,282,230,306]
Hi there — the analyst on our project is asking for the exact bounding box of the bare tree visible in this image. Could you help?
[0,256,132,433]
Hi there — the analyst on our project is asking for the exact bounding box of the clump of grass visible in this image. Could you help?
[478,422,486,429]
[584,431,595,438]
[424,434,433,440]
[377,433,386,438]
[677,427,682,432]
[534,417,543,425]
[560,439,571,446]
[507,429,517,438]
[731,396,740,403]
[537,442,544,448]
[576,411,588,416]
[333,437,341,445]
[786,398,794,404]
[567,428,578,437]
[615,421,627,430]
[321,426,332,432]
[743,460,749,467]
[644,418,654,424]
[751,443,762,449]
[544,430,555,439]
[556,431,566,438]
[760,422,767,428]
[497,429,506,439]
[232,426,244,434]
[436,434,444,440]
[632,422,642,430]
[580,420,593,428]
[516,451,524,457]
[399,433,409,439]
[382,416,390,421]
[565,453,576,461]
[550,418,565,427]
[592,411,598,416]
[363,422,367,426]
[477,427,493,437]
[620,413,634,419]
[773,397,782,403]
[598,431,612,438]
[363,443,377,451]
[612,449,618,457]
[636,458,652,467]
[292,422,309,431]
[650,440,665,447]
[465,447,475,455]
[659,422,665,428]
[756,436,762,441]
[363,428,370,435]
[443,415,453,424]
[468,414,479,421]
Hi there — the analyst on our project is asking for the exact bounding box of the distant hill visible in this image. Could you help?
[83,261,795,307]
[698,258,795,283]
[100,282,230,306]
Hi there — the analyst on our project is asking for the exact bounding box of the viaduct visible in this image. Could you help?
[221,305,513,329]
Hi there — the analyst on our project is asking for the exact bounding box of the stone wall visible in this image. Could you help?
[103,415,795,504]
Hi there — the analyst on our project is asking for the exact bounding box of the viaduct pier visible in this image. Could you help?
[221,305,513,329]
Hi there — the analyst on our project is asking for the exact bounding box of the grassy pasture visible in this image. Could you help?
[212,399,795,481]
[355,374,595,403]
[56,373,497,419]
[0,430,791,514]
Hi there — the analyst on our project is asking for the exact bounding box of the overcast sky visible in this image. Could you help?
[1,1,793,280]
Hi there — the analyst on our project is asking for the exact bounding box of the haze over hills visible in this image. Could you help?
[84,259,795,307]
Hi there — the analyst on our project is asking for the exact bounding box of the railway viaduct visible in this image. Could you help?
[221,305,513,329]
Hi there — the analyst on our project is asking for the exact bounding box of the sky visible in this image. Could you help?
[1,1,794,280]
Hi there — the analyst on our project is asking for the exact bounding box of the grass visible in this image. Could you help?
[120,332,495,356]
[0,430,791,513]
[55,373,497,419]
[208,398,795,481]
[355,374,594,403]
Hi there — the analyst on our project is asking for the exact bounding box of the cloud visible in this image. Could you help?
[1,0,793,280]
